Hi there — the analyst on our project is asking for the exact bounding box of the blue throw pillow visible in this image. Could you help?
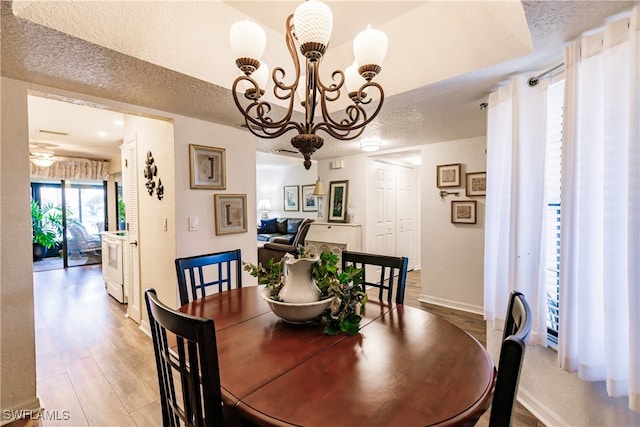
[287,218,303,234]
[259,218,277,233]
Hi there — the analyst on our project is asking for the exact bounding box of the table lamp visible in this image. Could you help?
[312,178,326,221]
[257,199,272,220]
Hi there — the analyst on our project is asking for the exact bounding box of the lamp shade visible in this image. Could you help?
[345,62,366,93]
[230,20,266,63]
[257,199,272,211]
[293,0,333,47]
[353,25,388,69]
[312,178,326,196]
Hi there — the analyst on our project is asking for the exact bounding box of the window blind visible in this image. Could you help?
[544,80,564,346]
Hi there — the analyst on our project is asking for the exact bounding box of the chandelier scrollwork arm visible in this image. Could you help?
[229,0,388,170]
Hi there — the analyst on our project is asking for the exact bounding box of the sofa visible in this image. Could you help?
[257,217,309,244]
[258,217,314,267]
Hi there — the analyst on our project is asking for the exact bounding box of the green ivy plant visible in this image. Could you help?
[243,257,285,299]
[244,248,367,336]
[312,250,367,336]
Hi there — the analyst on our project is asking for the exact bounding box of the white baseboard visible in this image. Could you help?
[417,294,483,315]
[1,397,42,426]
[517,388,565,427]
[139,319,151,338]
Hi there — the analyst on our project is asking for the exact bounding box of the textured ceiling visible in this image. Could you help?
[2,1,639,164]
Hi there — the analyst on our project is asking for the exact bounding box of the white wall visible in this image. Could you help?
[124,115,176,320]
[256,157,318,221]
[1,78,42,418]
[419,137,487,313]
[316,155,367,228]
[173,117,258,285]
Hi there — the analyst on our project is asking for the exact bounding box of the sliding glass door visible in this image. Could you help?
[31,180,106,269]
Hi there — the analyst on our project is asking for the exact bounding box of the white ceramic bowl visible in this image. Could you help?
[260,287,335,324]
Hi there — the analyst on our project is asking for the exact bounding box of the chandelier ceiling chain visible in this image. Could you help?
[230,0,387,169]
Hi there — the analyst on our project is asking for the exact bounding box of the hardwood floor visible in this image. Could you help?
[8,266,542,426]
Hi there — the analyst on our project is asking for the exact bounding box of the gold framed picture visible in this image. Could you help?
[190,144,226,189]
[214,194,247,235]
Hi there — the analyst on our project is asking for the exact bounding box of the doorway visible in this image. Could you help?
[31,180,106,271]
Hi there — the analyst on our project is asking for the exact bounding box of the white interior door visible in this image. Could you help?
[373,161,396,256]
[123,135,141,324]
[395,165,416,269]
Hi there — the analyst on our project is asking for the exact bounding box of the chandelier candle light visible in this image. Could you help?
[230,0,388,169]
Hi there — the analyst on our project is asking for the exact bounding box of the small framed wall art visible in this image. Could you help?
[436,163,461,188]
[283,185,299,211]
[189,144,226,189]
[214,194,247,235]
[328,180,349,223]
[466,172,487,196]
[301,184,318,212]
[451,200,477,224]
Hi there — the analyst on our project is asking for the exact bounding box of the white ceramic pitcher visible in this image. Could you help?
[279,253,321,303]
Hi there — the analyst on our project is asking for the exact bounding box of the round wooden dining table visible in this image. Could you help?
[179,286,496,427]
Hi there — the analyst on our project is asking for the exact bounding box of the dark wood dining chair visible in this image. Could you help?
[487,291,532,427]
[175,249,242,305]
[144,288,223,427]
[341,250,409,304]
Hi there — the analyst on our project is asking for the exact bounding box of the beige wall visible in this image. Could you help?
[173,115,258,286]
[123,115,176,322]
[420,137,487,313]
[1,78,41,417]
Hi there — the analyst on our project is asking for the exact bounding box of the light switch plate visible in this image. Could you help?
[189,216,199,231]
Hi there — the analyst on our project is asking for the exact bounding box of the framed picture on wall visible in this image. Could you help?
[214,194,247,235]
[189,144,226,189]
[436,163,461,188]
[283,185,299,211]
[451,200,477,224]
[328,180,349,223]
[301,184,318,212]
[466,172,487,196]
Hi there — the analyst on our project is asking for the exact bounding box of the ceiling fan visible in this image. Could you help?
[29,145,62,167]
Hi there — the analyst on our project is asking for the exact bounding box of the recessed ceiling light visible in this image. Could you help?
[113,120,124,126]
[97,131,107,137]
[360,140,382,152]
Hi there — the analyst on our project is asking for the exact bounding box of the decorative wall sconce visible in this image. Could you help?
[156,178,164,201]
[144,151,164,200]
[439,190,460,202]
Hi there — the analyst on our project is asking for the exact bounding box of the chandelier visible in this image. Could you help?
[230,0,388,169]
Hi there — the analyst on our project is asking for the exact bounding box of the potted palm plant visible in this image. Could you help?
[31,200,58,260]
[31,200,75,260]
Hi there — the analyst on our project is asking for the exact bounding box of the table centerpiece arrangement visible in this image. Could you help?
[244,247,367,335]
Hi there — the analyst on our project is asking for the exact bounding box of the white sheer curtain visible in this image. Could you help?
[560,7,639,411]
[484,75,550,347]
